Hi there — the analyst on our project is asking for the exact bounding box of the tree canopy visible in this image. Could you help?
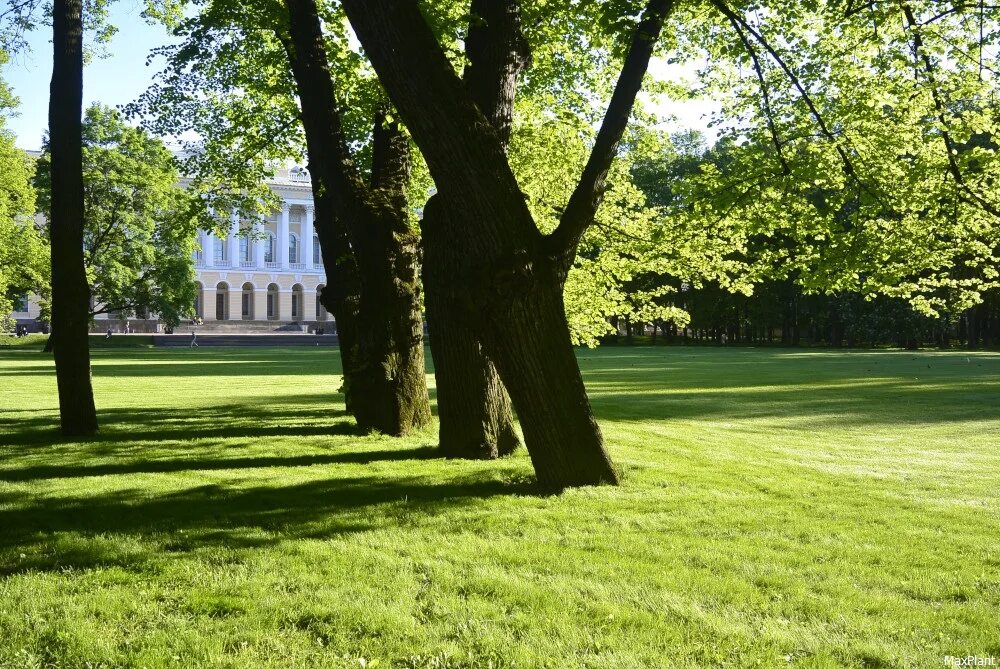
[0,51,46,331]
[34,104,198,326]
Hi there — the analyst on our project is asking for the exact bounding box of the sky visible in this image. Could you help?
[2,4,719,151]
[2,1,179,150]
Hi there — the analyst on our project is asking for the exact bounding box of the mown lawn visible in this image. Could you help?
[0,345,998,669]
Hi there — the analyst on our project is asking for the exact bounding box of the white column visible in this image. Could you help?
[202,229,215,268]
[254,219,267,269]
[228,210,240,268]
[278,203,290,269]
[304,205,315,270]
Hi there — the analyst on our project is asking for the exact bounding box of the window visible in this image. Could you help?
[264,234,276,263]
[12,293,28,313]
[239,237,252,263]
[213,237,226,263]
[313,236,321,265]
[289,234,298,264]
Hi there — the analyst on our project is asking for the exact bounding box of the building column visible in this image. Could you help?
[304,205,315,270]
[253,289,267,322]
[204,286,217,321]
[304,287,317,321]
[202,230,215,268]
[228,210,240,268]
[279,289,293,321]
[254,220,266,269]
[228,288,242,321]
[278,202,290,269]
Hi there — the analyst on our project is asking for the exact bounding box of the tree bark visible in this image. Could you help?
[49,0,98,437]
[419,0,526,459]
[423,196,519,458]
[339,0,672,490]
[283,0,431,435]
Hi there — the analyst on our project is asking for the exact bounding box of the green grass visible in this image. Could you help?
[0,346,998,668]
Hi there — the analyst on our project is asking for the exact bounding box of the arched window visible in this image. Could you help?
[289,234,299,264]
[264,234,276,263]
[313,235,321,265]
[241,282,254,320]
[315,285,327,321]
[216,282,229,320]
[213,236,226,263]
[267,283,280,320]
[291,284,304,320]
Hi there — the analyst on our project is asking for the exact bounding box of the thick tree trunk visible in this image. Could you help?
[339,0,670,490]
[475,278,618,490]
[49,0,98,437]
[423,196,519,458]
[417,0,525,458]
[283,0,431,435]
[347,119,432,434]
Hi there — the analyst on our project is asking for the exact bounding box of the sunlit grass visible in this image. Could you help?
[0,345,998,668]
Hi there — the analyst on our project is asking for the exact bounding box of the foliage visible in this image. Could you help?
[660,0,1000,318]
[0,54,46,331]
[34,104,198,326]
[0,345,998,666]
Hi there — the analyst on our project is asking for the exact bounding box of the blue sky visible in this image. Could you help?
[2,1,178,150]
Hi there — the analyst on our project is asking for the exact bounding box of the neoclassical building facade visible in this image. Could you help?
[7,165,332,332]
[190,167,330,326]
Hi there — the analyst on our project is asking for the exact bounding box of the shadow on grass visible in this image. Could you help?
[0,446,441,482]
[1,394,359,447]
[0,472,535,576]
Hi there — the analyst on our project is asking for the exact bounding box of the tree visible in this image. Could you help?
[131,0,436,436]
[281,0,432,435]
[0,56,47,331]
[333,0,675,490]
[34,104,198,327]
[48,0,98,436]
[133,0,512,441]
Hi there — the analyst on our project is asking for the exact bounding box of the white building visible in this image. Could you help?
[188,166,330,328]
[8,165,332,332]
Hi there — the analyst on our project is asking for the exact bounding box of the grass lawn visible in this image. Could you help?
[0,345,998,668]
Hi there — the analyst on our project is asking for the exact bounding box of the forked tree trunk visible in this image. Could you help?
[283,0,431,435]
[347,119,431,434]
[49,0,98,437]
[339,0,670,490]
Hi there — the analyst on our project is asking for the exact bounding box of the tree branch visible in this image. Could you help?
[717,3,791,176]
[900,1,1000,218]
[545,0,676,269]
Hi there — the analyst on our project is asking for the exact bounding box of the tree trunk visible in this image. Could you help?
[417,0,525,458]
[49,0,98,437]
[339,0,670,490]
[474,277,617,490]
[347,118,432,434]
[283,0,431,435]
[423,196,519,458]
